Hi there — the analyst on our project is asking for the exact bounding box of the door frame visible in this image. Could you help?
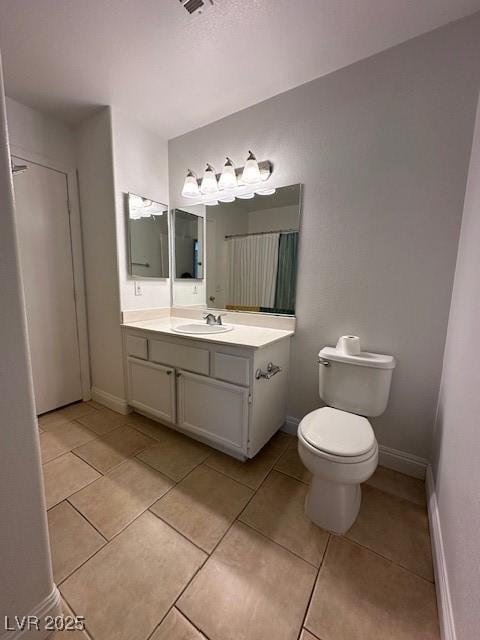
[11,145,92,402]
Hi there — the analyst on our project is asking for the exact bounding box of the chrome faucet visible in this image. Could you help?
[203,312,227,326]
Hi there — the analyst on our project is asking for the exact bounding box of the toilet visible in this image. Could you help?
[298,344,396,534]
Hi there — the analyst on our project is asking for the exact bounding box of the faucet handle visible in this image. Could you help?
[216,313,227,325]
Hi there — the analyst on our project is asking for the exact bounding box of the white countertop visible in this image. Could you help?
[122,316,294,349]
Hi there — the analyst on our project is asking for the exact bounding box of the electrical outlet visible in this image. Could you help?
[193,284,198,295]
[134,281,143,296]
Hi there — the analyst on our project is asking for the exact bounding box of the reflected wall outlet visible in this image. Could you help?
[134,281,143,296]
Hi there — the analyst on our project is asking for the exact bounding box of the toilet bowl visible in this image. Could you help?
[299,343,395,534]
[298,407,378,533]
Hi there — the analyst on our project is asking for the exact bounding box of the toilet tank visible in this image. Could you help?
[318,346,396,417]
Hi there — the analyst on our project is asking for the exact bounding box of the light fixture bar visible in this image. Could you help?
[190,160,272,189]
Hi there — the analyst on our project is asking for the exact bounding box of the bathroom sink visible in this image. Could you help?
[172,323,233,335]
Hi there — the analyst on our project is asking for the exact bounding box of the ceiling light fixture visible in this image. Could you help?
[182,169,200,198]
[200,163,219,195]
[218,157,237,190]
[241,150,261,185]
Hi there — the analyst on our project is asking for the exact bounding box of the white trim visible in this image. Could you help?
[9,145,92,402]
[377,444,427,479]
[426,465,456,640]
[282,416,427,479]
[282,415,300,435]
[1,585,62,640]
[91,387,131,415]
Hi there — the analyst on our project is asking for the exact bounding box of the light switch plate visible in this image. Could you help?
[134,281,143,296]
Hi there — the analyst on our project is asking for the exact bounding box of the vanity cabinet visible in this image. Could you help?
[123,327,291,459]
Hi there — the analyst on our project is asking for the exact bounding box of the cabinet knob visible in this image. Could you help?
[176,372,182,378]
[166,370,173,375]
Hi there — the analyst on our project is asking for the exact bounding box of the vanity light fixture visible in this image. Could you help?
[237,192,255,199]
[200,163,219,195]
[182,169,200,198]
[205,200,219,206]
[241,150,261,185]
[255,188,276,196]
[180,152,272,200]
[218,157,237,190]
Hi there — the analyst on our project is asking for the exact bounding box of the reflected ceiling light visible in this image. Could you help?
[255,188,276,196]
[241,150,261,185]
[200,163,219,195]
[218,157,237,190]
[182,169,200,198]
[237,192,255,199]
[218,194,236,203]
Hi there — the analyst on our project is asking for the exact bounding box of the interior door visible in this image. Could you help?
[12,157,82,414]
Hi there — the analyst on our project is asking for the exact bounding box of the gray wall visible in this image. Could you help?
[75,107,125,401]
[169,14,480,459]
[0,54,56,628]
[432,93,480,640]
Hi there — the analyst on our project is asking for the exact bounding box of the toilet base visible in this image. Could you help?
[305,475,362,535]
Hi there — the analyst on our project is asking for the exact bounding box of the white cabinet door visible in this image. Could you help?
[176,370,249,453]
[127,357,175,424]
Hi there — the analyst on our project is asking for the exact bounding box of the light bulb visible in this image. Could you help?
[218,157,237,190]
[255,188,276,196]
[241,150,261,185]
[182,170,200,198]
[200,163,218,195]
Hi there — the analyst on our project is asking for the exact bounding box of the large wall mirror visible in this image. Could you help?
[127,193,169,278]
[206,184,301,315]
[174,208,204,279]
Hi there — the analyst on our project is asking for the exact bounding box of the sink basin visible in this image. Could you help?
[172,323,233,335]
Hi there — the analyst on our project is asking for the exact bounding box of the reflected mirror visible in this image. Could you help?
[127,193,169,278]
[174,208,204,279]
[206,183,301,315]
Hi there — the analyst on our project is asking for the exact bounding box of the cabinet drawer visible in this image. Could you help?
[126,334,148,360]
[149,339,209,375]
[212,352,250,387]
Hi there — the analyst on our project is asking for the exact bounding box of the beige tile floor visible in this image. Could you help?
[39,402,440,640]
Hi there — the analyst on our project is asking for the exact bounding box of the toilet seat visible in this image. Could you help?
[298,407,376,462]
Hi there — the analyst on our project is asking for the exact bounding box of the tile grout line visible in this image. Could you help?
[298,533,333,640]
[165,456,295,638]
[237,519,320,569]
[340,534,435,584]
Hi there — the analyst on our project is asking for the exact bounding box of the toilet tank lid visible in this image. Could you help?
[319,346,396,369]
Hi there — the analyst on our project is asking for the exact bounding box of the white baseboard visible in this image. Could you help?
[91,387,131,415]
[1,585,62,640]
[282,415,299,435]
[378,444,427,479]
[426,465,456,640]
[282,416,427,479]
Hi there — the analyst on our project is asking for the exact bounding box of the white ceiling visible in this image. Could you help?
[0,0,479,139]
